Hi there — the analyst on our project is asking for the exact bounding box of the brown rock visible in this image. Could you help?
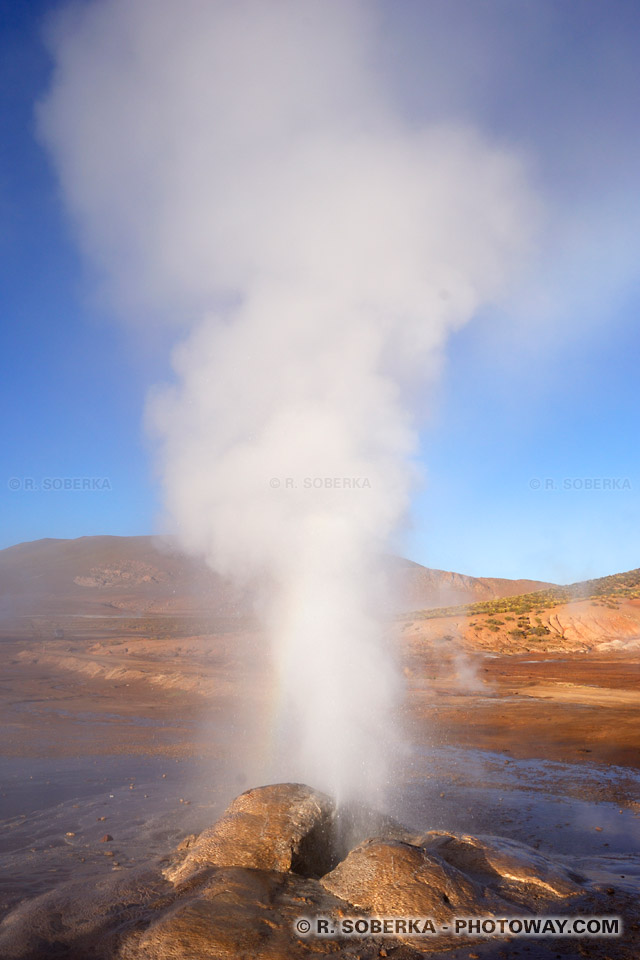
[0,783,601,960]
[165,783,335,883]
[119,867,373,960]
[319,838,505,923]
[100,834,113,843]
[422,831,583,900]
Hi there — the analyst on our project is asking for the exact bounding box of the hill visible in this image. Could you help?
[0,535,555,621]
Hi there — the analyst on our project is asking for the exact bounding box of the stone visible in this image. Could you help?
[319,838,507,923]
[165,782,336,883]
[1,783,624,960]
[422,831,583,901]
[119,867,374,960]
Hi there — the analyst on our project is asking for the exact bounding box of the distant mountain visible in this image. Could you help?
[392,557,556,611]
[0,535,556,620]
[0,535,244,619]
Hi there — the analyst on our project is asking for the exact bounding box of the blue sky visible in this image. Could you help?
[1,0,638,583]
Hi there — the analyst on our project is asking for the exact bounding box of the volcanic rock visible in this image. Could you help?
[0,782,626,960]
[422,830,583,903]
[165,782,337,883]
[120,867,368,960]
[319,837,508,921]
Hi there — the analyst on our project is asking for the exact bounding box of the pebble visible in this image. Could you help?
[65,832,76,837]
[100,834,113,843]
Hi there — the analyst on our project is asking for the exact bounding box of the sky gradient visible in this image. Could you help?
[1,0,638,584]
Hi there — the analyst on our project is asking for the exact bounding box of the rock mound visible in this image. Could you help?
[0,782,630,960]
[165,782,336,882]
[423,831,584,902]
[165,782,412,885]
[121,867,353,960]
[320,838,508,921]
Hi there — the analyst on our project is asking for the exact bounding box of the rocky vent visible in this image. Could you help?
[164,782,338,882]
[0,783,624,960]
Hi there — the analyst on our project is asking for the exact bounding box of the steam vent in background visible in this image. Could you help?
[0,783,634,959]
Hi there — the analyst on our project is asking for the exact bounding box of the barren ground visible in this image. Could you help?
[1,608,639,953]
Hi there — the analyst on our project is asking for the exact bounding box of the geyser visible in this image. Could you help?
[1,783,608,960]
[39,0,537,805]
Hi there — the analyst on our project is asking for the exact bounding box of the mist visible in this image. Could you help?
[39,0,538,804]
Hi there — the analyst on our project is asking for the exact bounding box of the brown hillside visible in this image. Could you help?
[0,535,556,622]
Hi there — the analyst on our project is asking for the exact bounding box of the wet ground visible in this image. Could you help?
[3,748,640,927]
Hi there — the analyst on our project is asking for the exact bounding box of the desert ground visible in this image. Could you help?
[1,537,639,957]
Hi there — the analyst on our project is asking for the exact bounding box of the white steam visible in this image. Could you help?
[39,0,537,802]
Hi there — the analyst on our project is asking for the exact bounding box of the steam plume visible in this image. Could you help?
[39,0,537,802]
